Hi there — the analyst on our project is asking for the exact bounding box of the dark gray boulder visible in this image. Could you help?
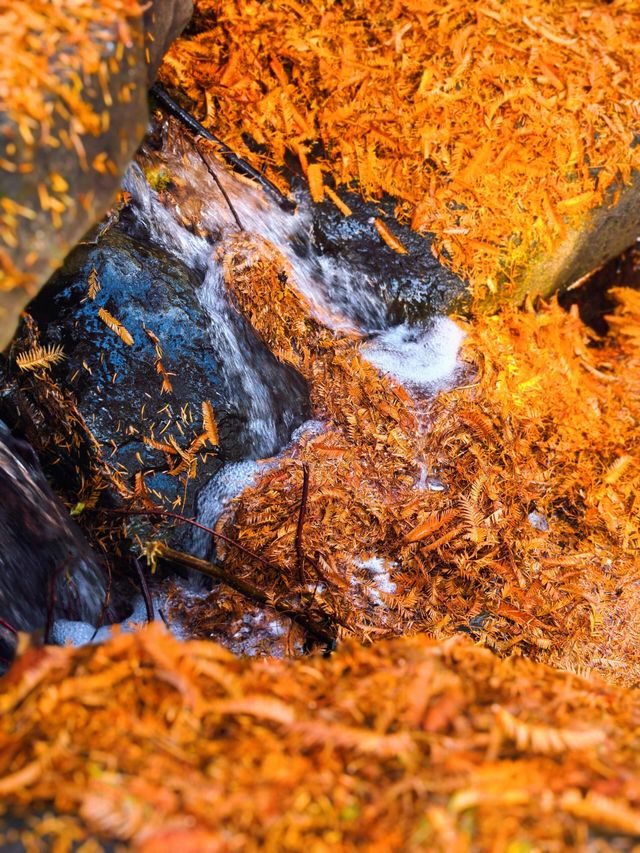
[24,220,310,516]
[0,421,109,658]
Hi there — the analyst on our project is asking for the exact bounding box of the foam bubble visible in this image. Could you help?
[354,556,397,607]
[360,317,465,390]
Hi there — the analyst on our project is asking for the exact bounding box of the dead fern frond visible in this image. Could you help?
[98,309,134,346]
[188,432,209,455]
[156,360,173,394]
[495,707,605,755]
[404,508,459,544]
[459,496,485,532]
[469,473,488,507]
[16,344,65,372]
[133,471,158,509]
[306,163,324,203]
[603,454,633,485]
[87,267,101,300]
[144,327,163,359]
[459,409,495,441]
[420,524,465,553]
[202,400,220,446]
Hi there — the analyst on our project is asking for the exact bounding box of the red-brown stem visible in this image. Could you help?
[133,556,154,623]
[102,507,276,571]
[295,463,310,584]
[0,617,17,636]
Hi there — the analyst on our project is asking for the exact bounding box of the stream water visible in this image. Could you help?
[48,142,467,649]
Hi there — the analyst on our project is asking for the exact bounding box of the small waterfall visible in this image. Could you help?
[124,150,465,570]
[33,144,466,651]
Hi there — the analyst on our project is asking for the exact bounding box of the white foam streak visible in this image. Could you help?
[192,459,264,560]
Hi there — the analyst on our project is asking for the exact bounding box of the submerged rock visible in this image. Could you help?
[305,184,468,324]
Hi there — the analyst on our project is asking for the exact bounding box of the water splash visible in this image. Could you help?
[51,578,209,647]
[192,459,265,561]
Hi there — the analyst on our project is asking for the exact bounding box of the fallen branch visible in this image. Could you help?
[295,463,310,584]
[149,542,335,649]
[150,83,296,212]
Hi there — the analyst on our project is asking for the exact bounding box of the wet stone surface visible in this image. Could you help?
[26,221,310,516]
[300,181,469,326]
[0,421,111,653]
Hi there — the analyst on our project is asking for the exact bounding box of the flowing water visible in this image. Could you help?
[51,143,466,647]
[125,146,464,434]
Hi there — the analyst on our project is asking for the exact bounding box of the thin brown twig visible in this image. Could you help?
[100,507,277,571]
[0,617,17,636]
[90,547,114,642]
[133,557,154,623]
[45,561,67,645]
[193,140,244,231]
[295,463,310,584]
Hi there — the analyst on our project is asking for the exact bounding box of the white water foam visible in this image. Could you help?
[192,459,265,560]
[360,317,465,390]
[358,556,397,605]
[124,157,465,459]
[50,577,208,648]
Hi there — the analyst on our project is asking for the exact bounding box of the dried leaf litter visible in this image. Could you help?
[2,0,640,848]
[3,271,640,848]
[160,0,640,296]
[3,627,640,850]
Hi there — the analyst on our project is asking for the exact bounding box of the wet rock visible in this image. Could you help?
[0,421,109,655]
[0,0,193,352]
[511,171,640,304]
[26,221,309,516]
[308,172,640,317]
[302,183,468,325]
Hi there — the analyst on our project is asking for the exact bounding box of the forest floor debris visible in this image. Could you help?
[160,0,640,297]
[3,1,640,845]
[2,262,639,849]
[3,625,640,850]
[172,233,640,686]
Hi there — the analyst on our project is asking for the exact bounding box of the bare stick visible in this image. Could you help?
[295,463,310,584]
[153,542,335,648]
[90,550,113,642]
[133,557,154,623]
[150,83,296,212]
[193,142,244,231]
[101,507,276,571]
